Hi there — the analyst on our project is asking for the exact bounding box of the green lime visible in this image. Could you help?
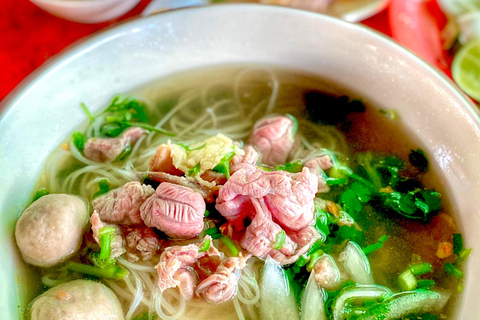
[452,38,480,101]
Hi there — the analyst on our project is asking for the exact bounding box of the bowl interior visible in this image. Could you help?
[1,4,479,319]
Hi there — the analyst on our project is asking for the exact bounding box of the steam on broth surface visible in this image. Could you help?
[18,66,468,320]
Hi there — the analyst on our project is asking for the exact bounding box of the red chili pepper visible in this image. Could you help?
[389,0,451,76]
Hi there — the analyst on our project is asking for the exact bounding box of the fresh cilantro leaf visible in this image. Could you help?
[72,131,87,152]
[409,149,429,172]
[340,182,372,219]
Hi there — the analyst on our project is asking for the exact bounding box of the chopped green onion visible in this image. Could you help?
[199,238,211,253]
[99,227,116,260]
[457,248,472,264]
[363,235,388,255]
[93,179,110,198]
[410,263,433,276]
[187,163,201,176]
[213,151,237,179]
[444,262,463,279]
[33,189,49,201]
[306,249,324,272]
[325,177,348,186]
[65,262,128,280]
[72,131,87,152]
[417,279,436,288]
[274,230,286,250]
[221,236,239,257]
[204,226,222,239]
[397,269,417,291]
[204,209,210,218]
[114,144,132,162]
[81,103,95,123]
[453,233,463,254]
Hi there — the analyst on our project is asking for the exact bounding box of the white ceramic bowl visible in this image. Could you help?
[1,4,479,319]
[30,0,141,24]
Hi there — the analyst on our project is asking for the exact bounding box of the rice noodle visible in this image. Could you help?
[39,67,351,319]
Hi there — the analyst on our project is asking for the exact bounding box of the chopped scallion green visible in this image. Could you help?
[274,230,286,250]
[93,179,110,198]
[363,235,388,255]
[187,163,201,176]
[417,279,436,288]
[453,233,463,255]
[444,262,463,279]
[65,262,128,280]
[221,236,239,257]
[204,226,222,239]
[99,227,115,260]
[212,151,237,179]
[457,248,472,264]
[410,263,433,276]
[397,269,417,291]
[199,238,211,253]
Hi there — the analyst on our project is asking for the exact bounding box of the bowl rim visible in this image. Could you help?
[2,4,478,127]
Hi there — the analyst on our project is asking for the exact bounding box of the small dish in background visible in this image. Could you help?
[30,0,142,24]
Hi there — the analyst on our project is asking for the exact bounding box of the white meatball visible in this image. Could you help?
[30,280,124,320]
[15,194,89,267]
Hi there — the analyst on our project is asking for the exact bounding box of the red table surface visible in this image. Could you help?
[0,1,391,102]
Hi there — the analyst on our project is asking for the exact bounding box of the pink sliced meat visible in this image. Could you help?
[241,199,296,259]
[155,236,220,300]
[84,127,144,163]
[90,211,126,259]
[249,115,297,166]
[216,164,318,231]
[122,226,161,262]
[140,182,206,239]
[304,154,333,193]
[195,253,249,304]
[231,145,260,174]
[93,181,154,225]
[241,199,320,265]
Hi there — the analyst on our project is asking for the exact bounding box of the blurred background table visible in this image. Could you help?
[0,1,390,101]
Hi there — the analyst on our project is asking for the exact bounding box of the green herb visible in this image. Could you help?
[274,230,287,250]
[65,262,128,280]
[453,233,463,254]
[410,263,433,276]
[221,236,239,256]
[314,207,331,238]
[340,182,372,220]
[177,143,206,152]
[409,149,429,172]
[132,312,153,320]
[90,252,116,269]
[204,209,210,218]
[99,227,116,260]
[204,226,222,239]
[417,279,436,288]
[105,96,149,123]
[305,92,365,126]
[199,238,211,253]
[187,163,202,176]
[457,248,472,263]
[212,151,236,179]
[72,131,87,152]
[306,249,324,272]
[81,103,95,123]
[93,179,110,198]
[114,144,132,162]
[362,235,388,255]
[274,160,303,173]
[398,269,417,291]
[444,262,463,279]
[381,190,441,221]
[325,177,347,186]
[33,189,49,201]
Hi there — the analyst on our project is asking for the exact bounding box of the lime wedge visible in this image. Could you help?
[452,39,480,101]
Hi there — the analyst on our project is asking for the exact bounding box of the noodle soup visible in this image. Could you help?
[18,66,467,320]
